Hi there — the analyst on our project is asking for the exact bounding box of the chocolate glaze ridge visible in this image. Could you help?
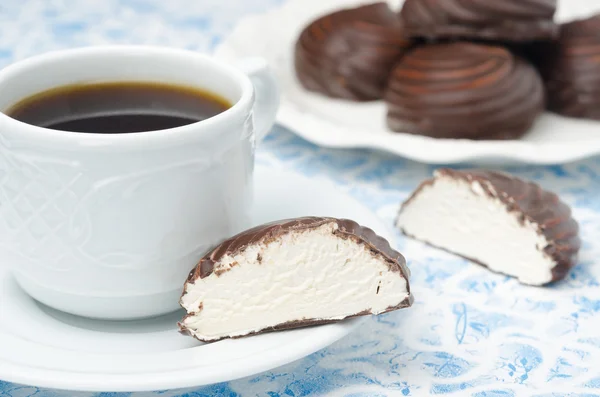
[399,169,580,284]
[187,216,411,283]
[384,43,545,140]
[541,14,600,119]
[399,0,558,42]
[294,2,412,101]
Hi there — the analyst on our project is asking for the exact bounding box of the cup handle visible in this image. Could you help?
[236,57,280,142]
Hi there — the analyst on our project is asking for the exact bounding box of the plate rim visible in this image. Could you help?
[0,319,364,392]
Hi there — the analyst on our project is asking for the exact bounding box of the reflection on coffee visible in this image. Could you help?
[5,82,232,133]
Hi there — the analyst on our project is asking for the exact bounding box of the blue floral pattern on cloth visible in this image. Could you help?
[1,0,600,396]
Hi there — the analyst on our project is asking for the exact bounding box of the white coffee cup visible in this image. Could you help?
[0,46,279,319]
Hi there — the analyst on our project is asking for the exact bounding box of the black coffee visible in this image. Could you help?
[5,82,231,133]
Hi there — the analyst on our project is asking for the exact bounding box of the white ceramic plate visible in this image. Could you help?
[215,0,600,165]
[0,165,397,392]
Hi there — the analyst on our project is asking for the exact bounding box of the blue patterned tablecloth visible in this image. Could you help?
[2,1,600,396]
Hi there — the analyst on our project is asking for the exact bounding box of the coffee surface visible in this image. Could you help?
[5,82,231,133]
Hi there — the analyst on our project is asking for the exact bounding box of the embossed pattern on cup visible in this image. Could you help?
[0,46,277,319]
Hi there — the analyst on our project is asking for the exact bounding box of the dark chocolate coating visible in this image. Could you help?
[399,0,558,42]
[541,15,600,119]
[384,43,545,140]
[180,217,413,342]
[399,169,580,284]
[294,2,412,101]
[187,216,411,281]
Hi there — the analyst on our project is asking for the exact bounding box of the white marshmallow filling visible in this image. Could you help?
[396,176,554,286]
[180,222,410,341]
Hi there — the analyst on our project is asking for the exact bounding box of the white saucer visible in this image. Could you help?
[0,165,394,392]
